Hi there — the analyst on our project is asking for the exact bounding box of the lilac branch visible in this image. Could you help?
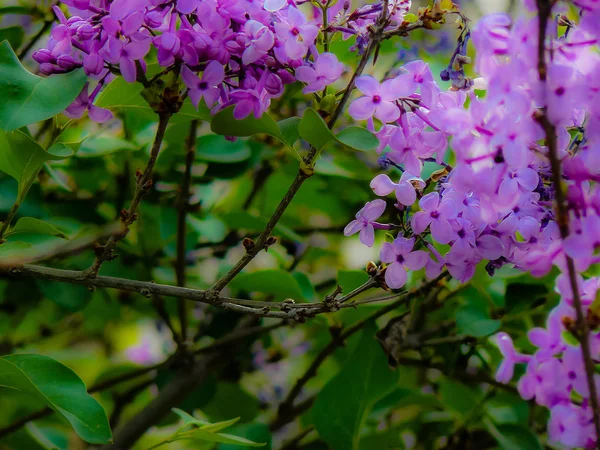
[535,0,600,443]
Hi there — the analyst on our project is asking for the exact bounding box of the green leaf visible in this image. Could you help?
[218,423,272,450]
[483,392,530,425]
[150,410,263,450]
[26,422,69,450]
[210,107,301,160]
[484,419,542,450]
[439,379,480,418]
[0,354,112,444]
[211,107,282,139]
[504,282,548,313]
[200,418,241,433]
[0,26,25,49]
[277,117,301,148]
[196,135,251,163]
[174,430,264,447]
[335,126,379,151]
[457,316,501,337]
[203,383,260,424]
[48,128,89,156]
[0,129,74,202]
[311,323,397,450]
[95,76,211,124]
[298,108,336,151]
[5,217,67,239]
[0,41,87,131]
[78,135,137,158]
[229,269,306,301]
[172,408,207,426]
[455,287,500,337]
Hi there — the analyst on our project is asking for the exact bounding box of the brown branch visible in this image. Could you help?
[243,160,274,210]
[273,276,447,430]
[175,120,198,344]
[84,112,172,278]
[279,425,315,450]
[535,0,600,444]
[206,8,394,296]
[3,263,400,320]
[100,354,220,449]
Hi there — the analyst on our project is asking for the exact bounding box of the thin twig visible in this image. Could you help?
[274,277,446,428]
[84,112,172,278]
[535,0,600,444]
[279,425,315,450]
[0,222,123,267]
[0,203,21,242]
[1,264,397,320]
[207,6,392,296]
[175,120,198,343]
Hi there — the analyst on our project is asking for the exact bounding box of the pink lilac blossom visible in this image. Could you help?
[342,2,600,447]
[34,0,348,121]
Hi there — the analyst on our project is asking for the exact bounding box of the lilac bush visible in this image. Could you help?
[1,0,600,448]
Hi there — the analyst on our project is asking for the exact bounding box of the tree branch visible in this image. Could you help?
[84,112,172,278]
[273,276,447,430]
[206,8,392,296]
[535,0,600,443]
[1,264,393,320]
[175,119,198,344]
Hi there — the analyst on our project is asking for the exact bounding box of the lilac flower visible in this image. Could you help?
[549,403,594,449]
[411,192,458,244]
[101,33,151,83]
[242,20,275,65]
[181,62,224,109]
[493,332,531,383]
[518,357,570,407]
[380,237,429,289]
[348,76,401,123]
[295,53,344,94]
[370,172,424,207]
[153,13,181,67]
[344,199,387,247]
[274,7,319,60]
[527,313,565,358]
[64,82,113,123]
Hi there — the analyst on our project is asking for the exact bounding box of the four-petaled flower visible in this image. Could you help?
[380,237,429,289]
[343,199,387,248]
[295,53,344,94]
[181,62,224,109]
[370,172,424,207]
[411,192,458,244]
[348,75,401,123]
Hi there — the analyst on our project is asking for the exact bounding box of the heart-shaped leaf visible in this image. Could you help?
[0,354,112,444]
[0,41,87,131]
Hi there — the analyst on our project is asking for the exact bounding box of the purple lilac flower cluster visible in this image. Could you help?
[31,0,370,122]
[344,1,600,447]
